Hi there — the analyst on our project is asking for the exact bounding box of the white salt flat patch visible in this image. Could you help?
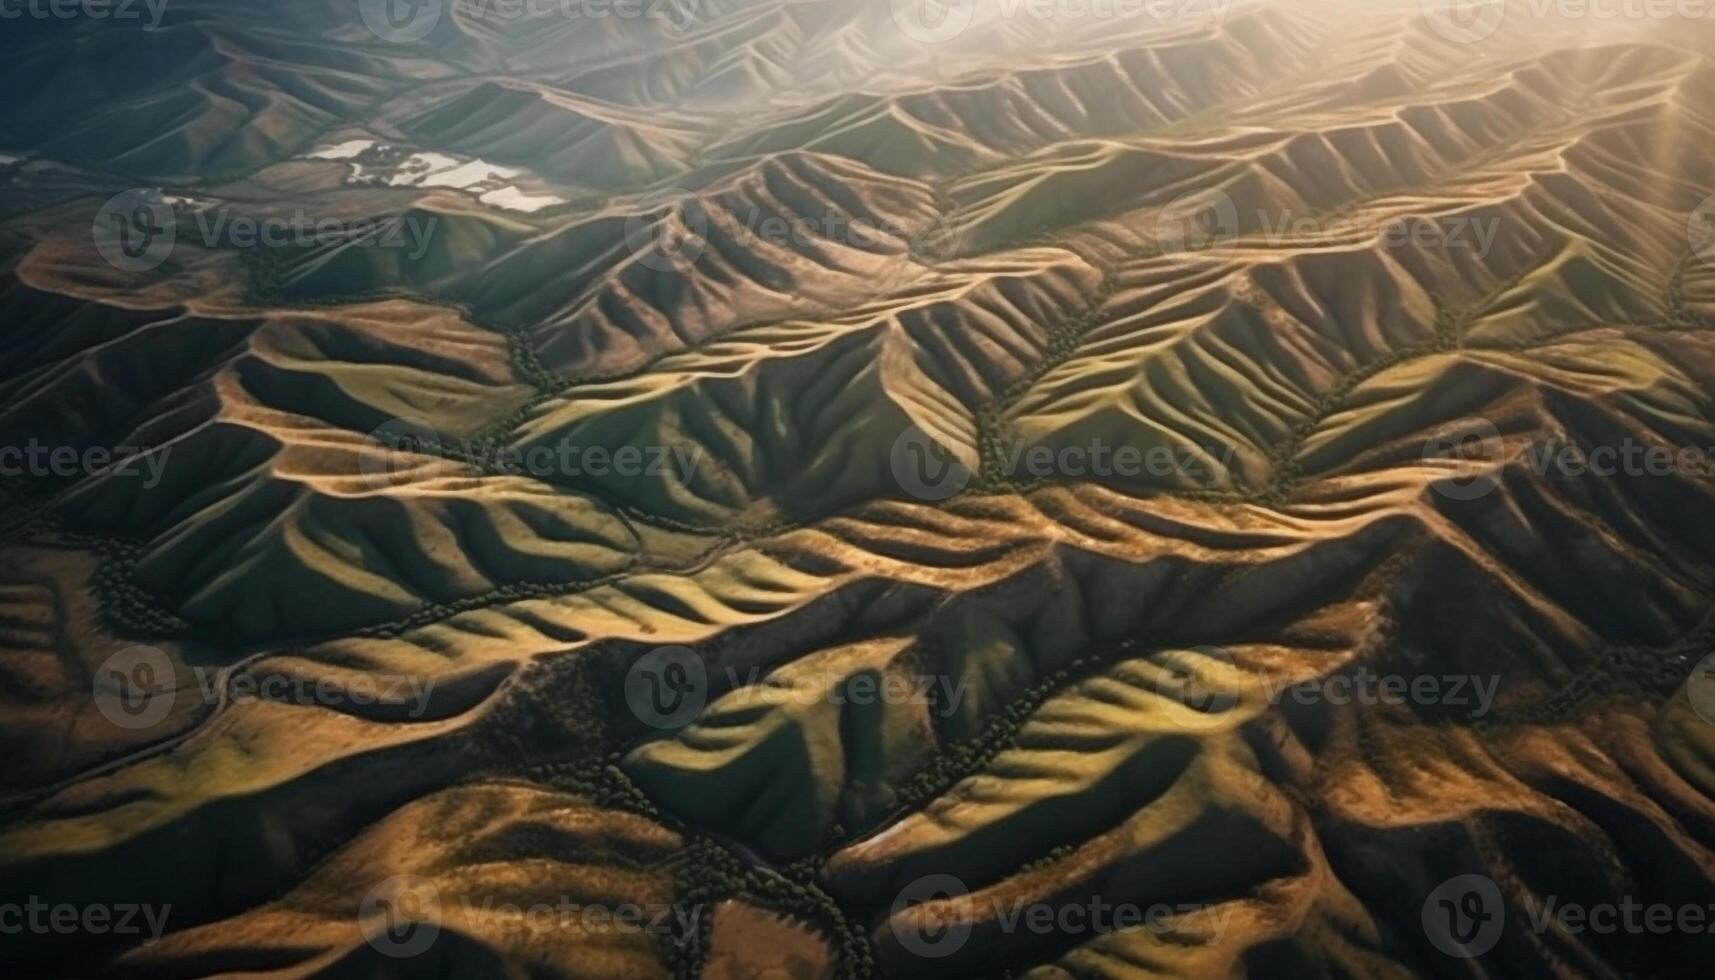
[163,193,218,209]
[420,159,521,190]
[306,140,376,160]
[478,187,567,212]
[305,142,565,213]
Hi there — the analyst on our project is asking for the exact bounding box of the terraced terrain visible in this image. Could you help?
[5,0,1715,977]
